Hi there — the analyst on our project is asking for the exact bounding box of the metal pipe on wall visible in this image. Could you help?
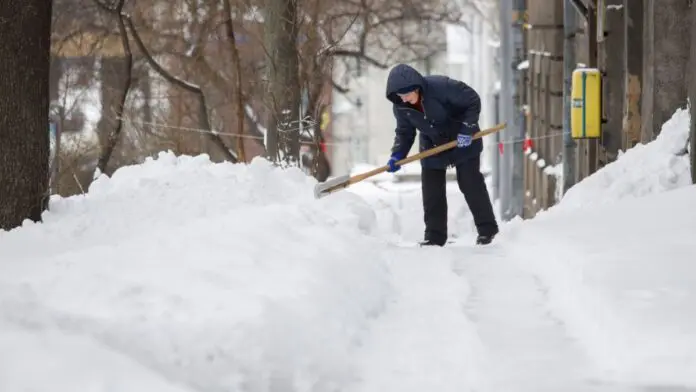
[563,0,578,193]
[510,0,526,219]
[498,0,513,219]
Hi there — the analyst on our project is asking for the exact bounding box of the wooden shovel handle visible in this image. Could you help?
[348,122,507,185]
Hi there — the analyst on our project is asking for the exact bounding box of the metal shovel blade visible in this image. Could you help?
[314,174,351,199]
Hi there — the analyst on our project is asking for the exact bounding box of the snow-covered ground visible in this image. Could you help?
[1,108,694,391]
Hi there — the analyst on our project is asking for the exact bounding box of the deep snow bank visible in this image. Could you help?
[556,106,691,212]
[0,323,192,392]
[507,106,696,388]
[514,185,696,388]
[0,152,392,391]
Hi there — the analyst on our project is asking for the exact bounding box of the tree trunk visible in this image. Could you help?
[690,0,696,184]
[222,0,247,162]
[0,0,52,231]
[264,0,301,164]
[95,1,133,176]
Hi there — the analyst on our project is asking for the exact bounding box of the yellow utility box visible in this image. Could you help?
[570,68,602,139]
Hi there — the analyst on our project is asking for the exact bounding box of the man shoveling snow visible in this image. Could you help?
[384,63,499,247]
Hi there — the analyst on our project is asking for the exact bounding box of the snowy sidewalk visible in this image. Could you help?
[345,246,487,392]
[451,242,611,392]
[343,238,644,392]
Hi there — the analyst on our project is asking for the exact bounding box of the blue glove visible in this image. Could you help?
[387,152,405,172]
[457,122,479,148]
[457,134,472,148]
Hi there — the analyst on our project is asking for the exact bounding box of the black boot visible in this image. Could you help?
[419,239,445,247]
[475,234,496,245]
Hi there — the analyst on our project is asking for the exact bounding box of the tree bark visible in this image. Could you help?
[690,0,696,183]
[264,0,301,164]
[0,0,52,230]
[222,0,247,162]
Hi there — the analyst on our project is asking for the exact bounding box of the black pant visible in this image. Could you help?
[421,155,498,244]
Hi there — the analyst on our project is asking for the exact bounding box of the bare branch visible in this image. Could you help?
[92,0,133,174]
[330,49,389,68]
[332,79,350,94]
[124,16,238,163]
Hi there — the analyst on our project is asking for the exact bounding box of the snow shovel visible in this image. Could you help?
[314,122,507,199]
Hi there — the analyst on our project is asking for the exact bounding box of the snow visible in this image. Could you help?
[0,324,191,392]
[1,153,390,392]
[556,106,691,212]
[347,181,696,391]
[349,163,393,182]
[511,186,696,388]
[1,101,695,392]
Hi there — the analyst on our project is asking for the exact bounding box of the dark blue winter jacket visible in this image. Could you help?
[386,63,482,169]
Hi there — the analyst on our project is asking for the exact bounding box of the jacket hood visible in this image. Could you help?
[386,64,426,105]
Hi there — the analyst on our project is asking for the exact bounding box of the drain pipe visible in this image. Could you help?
[562,0,579,193]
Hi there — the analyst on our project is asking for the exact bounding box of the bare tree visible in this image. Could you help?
[93,0,134,175]
[0,0,53,230]
[263,0,301,164]
[223,0,249,162]
[48,0,470,181]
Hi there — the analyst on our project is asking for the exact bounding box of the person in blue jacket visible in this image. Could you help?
[385,63,498,246]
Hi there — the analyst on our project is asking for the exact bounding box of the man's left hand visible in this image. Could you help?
[457,134,472,148]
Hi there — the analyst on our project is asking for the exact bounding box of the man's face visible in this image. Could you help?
[398,90,419,105]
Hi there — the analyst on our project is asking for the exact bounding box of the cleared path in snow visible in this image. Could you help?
[348,181,659,392]
[450,241,633,392]
[345,246,486,392]
[345,237,641,392]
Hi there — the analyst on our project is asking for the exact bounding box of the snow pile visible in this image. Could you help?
[557,106,691,211]
[0,152,392,392]
[514,184,696,388]
[347,180,484,244]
